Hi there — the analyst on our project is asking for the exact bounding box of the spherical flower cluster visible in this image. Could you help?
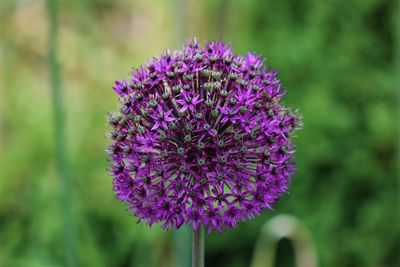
[107,39,301,233]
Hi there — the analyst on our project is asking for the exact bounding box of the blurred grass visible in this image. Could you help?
[0,0,398,267]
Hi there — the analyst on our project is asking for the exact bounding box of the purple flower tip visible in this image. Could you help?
[107,39,302,233]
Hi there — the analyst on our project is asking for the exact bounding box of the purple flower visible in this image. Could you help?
[176,90,202,113]
[107,39,302,233]
[150,105,175,130]
[135,132,157,152]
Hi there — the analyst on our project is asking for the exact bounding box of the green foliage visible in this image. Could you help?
[0,0,398,266]
[217,1,399,267]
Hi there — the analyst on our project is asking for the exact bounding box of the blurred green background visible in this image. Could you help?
[0,0,399,266]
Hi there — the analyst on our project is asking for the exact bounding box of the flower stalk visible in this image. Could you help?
[47,0,75,266]
[192,226,204,267]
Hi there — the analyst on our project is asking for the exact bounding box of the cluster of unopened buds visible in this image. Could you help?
[107,39,301,233]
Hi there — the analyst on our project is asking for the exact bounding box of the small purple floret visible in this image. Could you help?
[107,39,301,233]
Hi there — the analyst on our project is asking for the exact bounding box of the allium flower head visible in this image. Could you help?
[107,39,301,232]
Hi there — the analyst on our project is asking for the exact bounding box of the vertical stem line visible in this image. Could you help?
[216,0,229,39]
[170,0,192,266]
[192,226,205,267]
[47,1,76,266]
[172,0,186,46]
[395,0,400,213]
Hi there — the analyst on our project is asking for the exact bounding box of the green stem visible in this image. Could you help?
[192,226,205,267]
[171,0,191,265]
[174,226,191,267]
[47,1,75,266]
[216,0,229,39]
[171,0,186,46]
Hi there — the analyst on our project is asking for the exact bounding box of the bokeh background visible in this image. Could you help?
[0,0,399,267]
